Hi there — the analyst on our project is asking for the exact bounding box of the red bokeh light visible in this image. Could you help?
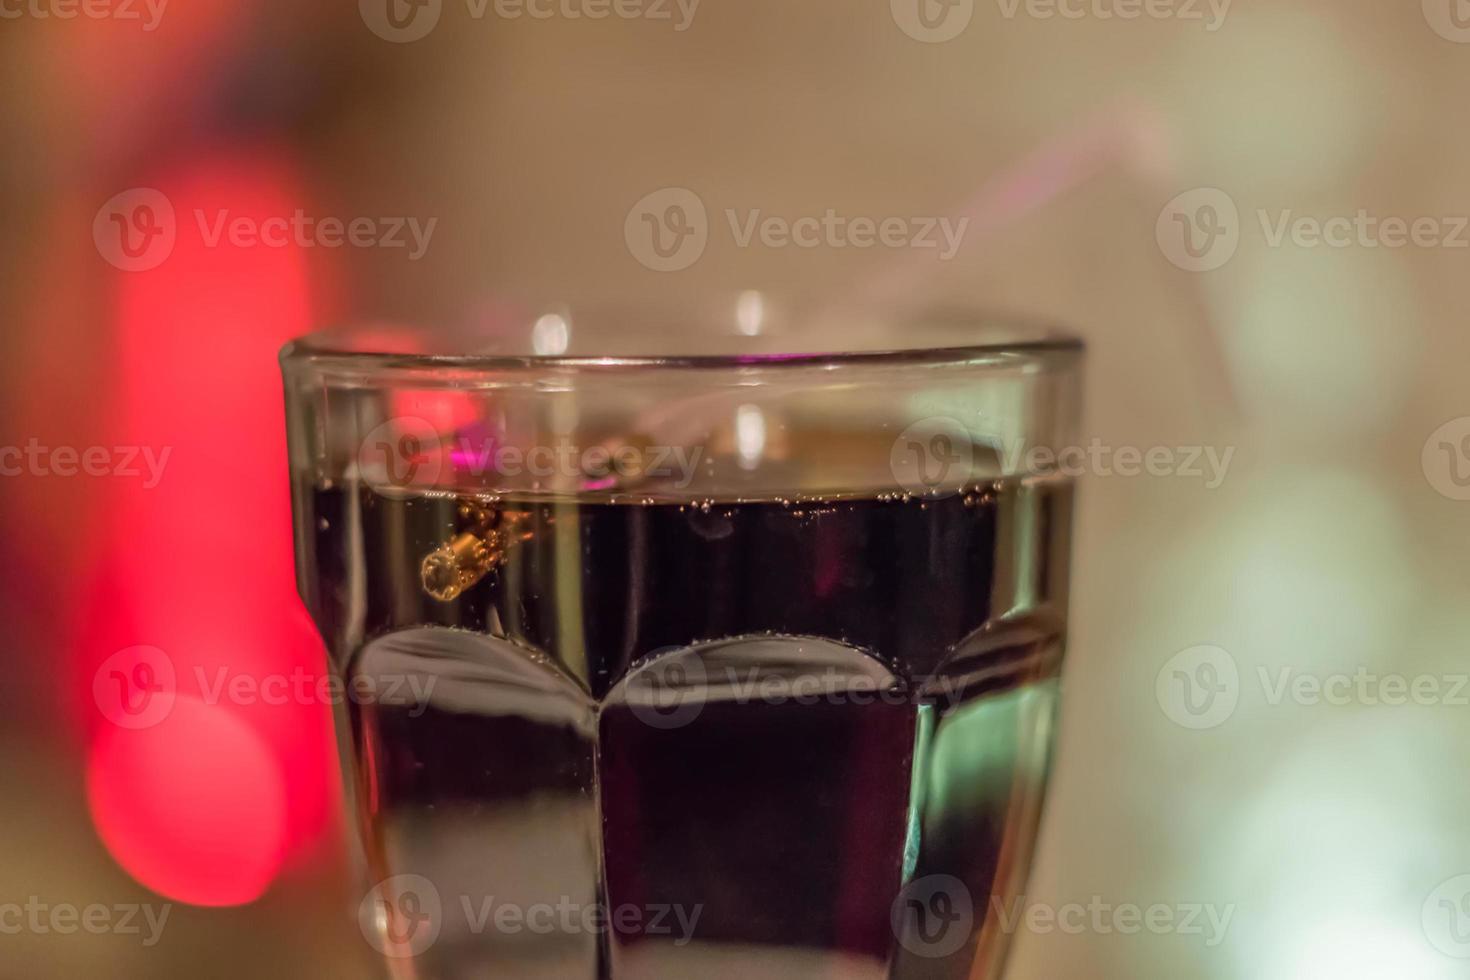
[87,696,288,908]
[82,148,341,906]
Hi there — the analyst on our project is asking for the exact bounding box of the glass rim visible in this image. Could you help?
[280,305,1085,374]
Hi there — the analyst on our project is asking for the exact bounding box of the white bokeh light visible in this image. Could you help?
[1162,7,1404,190]
[1217,713,1467,980]
[532,313,570,356]
[1143,465,1416,680]
[1278,915,1456,980]
[735,404,766,470]
[736,290,765,337]
[1216,246,1420,437]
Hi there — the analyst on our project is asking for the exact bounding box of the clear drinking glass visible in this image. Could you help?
[280,300,1083,980]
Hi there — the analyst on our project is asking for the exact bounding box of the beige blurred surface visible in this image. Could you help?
[3,1,1470,977]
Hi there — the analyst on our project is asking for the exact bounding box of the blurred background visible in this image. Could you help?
[2,0,1469,976]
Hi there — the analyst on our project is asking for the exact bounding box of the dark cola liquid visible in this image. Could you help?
[303,478,1073,980]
